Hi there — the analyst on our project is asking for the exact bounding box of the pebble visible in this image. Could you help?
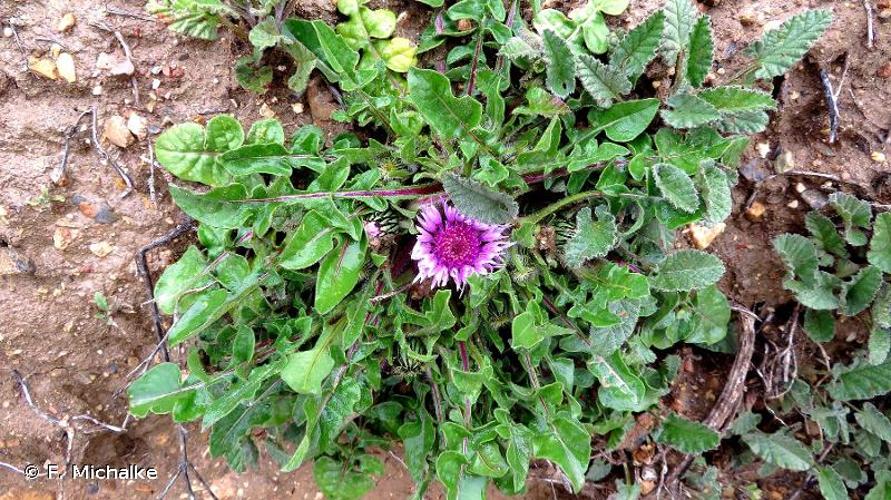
[89,241,114,257]
[102,115,135,148]
[795,182,806,194]
[756,142,770,158]
[746,201,767,221]
[28,57,58,79]
[127,113,148,140]
[877,62,891,79]
[56,52,76,83]
[57,13,76,33]
[0,246,35,275]
[801,189,828,210]
[787,199,800,209]
[688,223,726,249]
[92,84,102,96]
[2,27,13,38]
[873,151,887,163]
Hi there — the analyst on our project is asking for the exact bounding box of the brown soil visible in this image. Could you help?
[0,0,888,499]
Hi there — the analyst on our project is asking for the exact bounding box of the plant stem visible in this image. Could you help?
[521,190,604,225]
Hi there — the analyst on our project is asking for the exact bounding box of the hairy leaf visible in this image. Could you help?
[563,206,618,267]
[742,432,814,471]
[442,174,519,224]
[655,413,720,454]
[651,250,725,292]
[686,16,714,87]
[653,163,699,213]
[747,10,833,80]
[576,54,632,107]
[542,30,576,99]
[611,10,664,79]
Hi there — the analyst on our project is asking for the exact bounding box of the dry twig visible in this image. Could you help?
[864,0,876,50]
[106,4,157,22]
[51,109,93,185]
[665,308,758,487]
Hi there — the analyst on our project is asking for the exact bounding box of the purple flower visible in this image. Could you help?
[411,202,511,290]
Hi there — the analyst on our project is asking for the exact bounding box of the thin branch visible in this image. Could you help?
[106,4,157,22]
[819,68,840,144]
[666,309,757,486]
[51,109,93,185]
[864,0,876,50]
[91,21,140,106]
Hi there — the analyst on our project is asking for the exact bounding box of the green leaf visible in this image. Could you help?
[314,237,367,315]
[741,432,814,471]
[661,93,721,129]
[817,466,848,500]
[246,118,285,145]
[279,211,338,270]
[168,184,253,229]
[220,144,298,176]
[376,37,416,72]
[701,164,731,224]
[803,309,835,343]
[805,212,847,258]
[869,326,890,365]
[249,19,282,50]
[660,0,698,65]
[575,54,632,108]
[688,285,730,344]
[408,68,483,140]
[773,233,819,286]
[314,456,381,500]
[128,362,194,417]
[827,360,891,401]
[563,206,618,267]
[868,212,891,273]
[841,265,882,316]
[532,415,591,492]
[148,0,222,40]
[542,30,575,99]
[651,250,725,292]
[281,342,335,395]
[442,174,519,224]
[655,413,720,454]
[830,192,871,246]
[154,246,212,315]
[747,10,833,80]
[398,412,435,483]
[653,163,699,213]
[589,352,645,411]
[587,98,660,142]
[855,403,891,442]
[611,10,664,79]
[686,16,713,87]
[168,288,230,346]
[156,117,244,186]
[698,86,777,113]
[716,110,770,134]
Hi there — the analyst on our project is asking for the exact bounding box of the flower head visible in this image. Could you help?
[411,202,511,290]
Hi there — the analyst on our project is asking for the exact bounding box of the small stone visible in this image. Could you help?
[746,201,767,220]
[92,84,102,96]
[259,102,275,119]
[151,78,161,90]
[56,53,76,83]
[103,115,135,148]
[291,102,304,114]
[775,150,795,173]
[96,52,134,76]
[795,182,806,194]
[739,12,759,26]
[127,113,148,140]
[457,19,473,31]
[872,151,887,163]
[688,223,726,249]
[756,142,770,158]
[89,241,114,257]
[2,27,13,38]
[57,13,76,33]
[28,57,58,79]
[790,90,800,100]
[53,227,78,250]
[0,246,35,275]
[787,199,800,209]
[801,190,829,210]
[877,62,891,79]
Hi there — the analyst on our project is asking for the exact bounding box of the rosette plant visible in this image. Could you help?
[129,0,832,497]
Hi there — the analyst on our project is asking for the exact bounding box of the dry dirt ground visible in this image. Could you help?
[0,0,888,499]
